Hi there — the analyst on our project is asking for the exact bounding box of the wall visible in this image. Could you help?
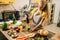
[52,0,60,23]
[0,0,60,23]
[0,0,29,11]
[58,12,60,22]
[13,0,29,10]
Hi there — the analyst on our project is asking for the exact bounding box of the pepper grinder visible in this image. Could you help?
[24,11,29,23]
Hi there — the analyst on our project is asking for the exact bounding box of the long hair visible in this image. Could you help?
[40,0,49,19]
[40,0,48,12]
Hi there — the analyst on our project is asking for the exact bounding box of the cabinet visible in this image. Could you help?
[0,0,14,4]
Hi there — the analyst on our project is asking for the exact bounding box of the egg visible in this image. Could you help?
[43,31,48,35]
[11,35,14,38]
[38,29,49,35]
[38,29,44,35]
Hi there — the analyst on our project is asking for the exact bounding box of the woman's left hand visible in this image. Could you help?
[29,27,36,32]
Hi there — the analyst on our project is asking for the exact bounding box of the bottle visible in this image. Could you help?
[24,11,29,23]
[13,18,17,24]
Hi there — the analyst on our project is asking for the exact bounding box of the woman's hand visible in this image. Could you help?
[29,28,34,32]
[29,27,36,32]
[28,16,32,20]
[29,18,44,32]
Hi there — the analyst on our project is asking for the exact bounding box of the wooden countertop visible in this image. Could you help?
[0,19,59,40]
[0,20,35,40]
[43,24,60,34]
[0,30,16,40]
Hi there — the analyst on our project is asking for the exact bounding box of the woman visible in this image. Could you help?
[29,0,48,32]
[21,0,48,32]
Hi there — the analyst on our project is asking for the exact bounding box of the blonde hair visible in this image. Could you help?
[38,0,48,12]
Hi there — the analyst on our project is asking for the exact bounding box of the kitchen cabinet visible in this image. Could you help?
[0,0,14,4]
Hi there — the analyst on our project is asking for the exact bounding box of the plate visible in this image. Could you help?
[0,22,4,25]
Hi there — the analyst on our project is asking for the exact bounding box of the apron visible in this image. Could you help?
[33,12,42,25]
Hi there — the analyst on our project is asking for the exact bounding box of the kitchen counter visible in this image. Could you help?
[0,28,55,40]
[0,29,32,40]
[0,30,15,40]
[43,24,60,34]
[0,20,34,40]
[0,19,59,40]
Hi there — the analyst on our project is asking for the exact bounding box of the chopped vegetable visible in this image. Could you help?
[36,37,44,40]
[27,33,35,37]
[2,22,8,31]
[26,25,30,31]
